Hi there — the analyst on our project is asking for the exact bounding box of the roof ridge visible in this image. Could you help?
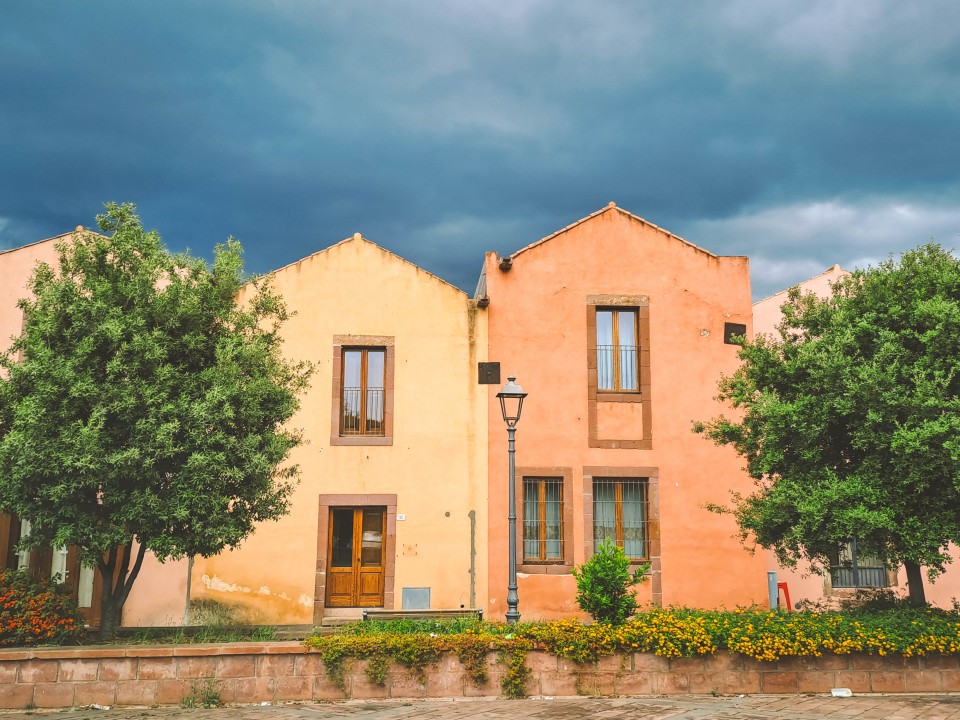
[507,202,724,261]
[752,264,848,306]
[257,232,467,296]
[0,227,93,257]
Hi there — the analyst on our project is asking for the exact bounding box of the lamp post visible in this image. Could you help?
[497,376,527,624]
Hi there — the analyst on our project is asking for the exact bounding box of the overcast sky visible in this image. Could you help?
[2,1,958,299]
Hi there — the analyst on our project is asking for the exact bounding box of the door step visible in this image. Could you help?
[319,607,364,627]
[320,615,363,627]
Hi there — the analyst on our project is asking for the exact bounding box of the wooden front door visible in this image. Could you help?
[325,507,385,607]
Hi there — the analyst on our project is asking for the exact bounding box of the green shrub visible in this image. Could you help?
[337,617,485,636]
[0,568,85,646]
[571,539,650,625]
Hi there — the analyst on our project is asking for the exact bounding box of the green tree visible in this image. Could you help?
[695,244,960,606]
[0,203,312,637]
[572,539,649,624]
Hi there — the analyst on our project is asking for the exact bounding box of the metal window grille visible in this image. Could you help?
[523,478,563,562]
[593,478,648,560]
[830,538,888,588]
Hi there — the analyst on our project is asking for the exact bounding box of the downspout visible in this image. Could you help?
[468,510,477,608]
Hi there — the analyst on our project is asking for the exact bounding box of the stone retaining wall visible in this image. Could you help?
[1,643,958,709]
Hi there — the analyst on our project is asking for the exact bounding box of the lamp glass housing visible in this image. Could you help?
[497,376,527,427]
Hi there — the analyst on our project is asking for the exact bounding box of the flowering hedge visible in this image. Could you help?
[0,569,84,647]
[302,608,960,698]
[308,607,960,669]
[519,607,960,663]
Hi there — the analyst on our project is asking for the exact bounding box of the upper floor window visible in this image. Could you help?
[331,337,394,446]
[596,308,638,392]
[340,348,385,436]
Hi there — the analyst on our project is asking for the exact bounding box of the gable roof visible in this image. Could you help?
[261,232,467,297]
[0,227,90,258]
[506,202,728,262]
[753,264,848,307]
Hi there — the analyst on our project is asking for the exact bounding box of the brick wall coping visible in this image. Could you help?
[3,643,960,709]
[0,641,307,662]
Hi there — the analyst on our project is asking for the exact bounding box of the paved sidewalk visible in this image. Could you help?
[7,695,960,720]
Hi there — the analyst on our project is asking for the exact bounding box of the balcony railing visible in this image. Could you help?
[341,387,385,435]
[597,344,639,391]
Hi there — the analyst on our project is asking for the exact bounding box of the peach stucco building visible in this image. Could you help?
[478,203,769,620]
[752,264,848,341]
[755,265,960,609]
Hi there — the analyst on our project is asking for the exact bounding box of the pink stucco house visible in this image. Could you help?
[478,202,768,619]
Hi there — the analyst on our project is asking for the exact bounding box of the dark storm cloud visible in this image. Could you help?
[2,1,959,298]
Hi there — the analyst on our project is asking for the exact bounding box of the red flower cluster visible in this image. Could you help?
[0,569,84,647]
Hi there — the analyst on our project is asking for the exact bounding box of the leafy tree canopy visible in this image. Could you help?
[0,203,312,634]
[695,244,960,605]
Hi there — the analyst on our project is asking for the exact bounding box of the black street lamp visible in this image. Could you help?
[497,376,527,624]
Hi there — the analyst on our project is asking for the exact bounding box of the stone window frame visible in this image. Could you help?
[330,335,395,446]
[515,466,574,575]
[314,493,398,623]
[586,296,652,449]
[583,466,662,606]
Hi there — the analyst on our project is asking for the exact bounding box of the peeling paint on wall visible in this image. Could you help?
[202,574,251,594]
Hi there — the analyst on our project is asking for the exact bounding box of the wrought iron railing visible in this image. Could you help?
[341,387,385,435]
[830,565,887,588]
[830,538,888,588]
[597,344,639,391]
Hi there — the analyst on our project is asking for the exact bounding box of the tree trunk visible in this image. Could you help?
[97,585,121,640]
[94,540,148,641]
[94,546,120,642]
[904,559,927,607]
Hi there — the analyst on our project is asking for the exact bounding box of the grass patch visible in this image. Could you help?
[186,598,249,626]
[180,678,221,708]
[95,624,278,645]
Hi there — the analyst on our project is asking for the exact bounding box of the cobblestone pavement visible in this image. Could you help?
[7,695,960,720]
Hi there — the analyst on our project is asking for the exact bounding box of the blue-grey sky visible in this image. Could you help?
[2,1,959,299]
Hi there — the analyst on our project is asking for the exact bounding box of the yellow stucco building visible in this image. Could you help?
[188,233,490,625]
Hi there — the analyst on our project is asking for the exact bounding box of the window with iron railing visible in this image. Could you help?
[830,538,889,588]
[592,478,648,561]
[596,308,639,392]
[523,477,564,563]
[340,348,386,436]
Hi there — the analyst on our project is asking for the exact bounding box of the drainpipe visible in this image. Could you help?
[767,571,778,610]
